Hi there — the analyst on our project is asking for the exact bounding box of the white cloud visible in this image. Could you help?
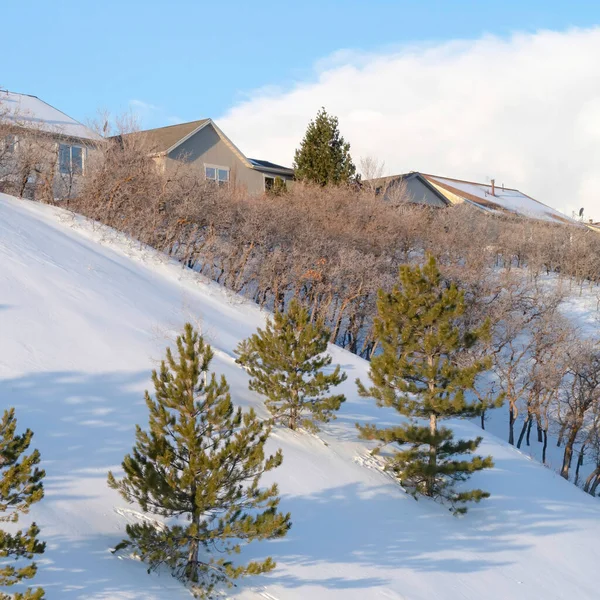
[218,28,600,220]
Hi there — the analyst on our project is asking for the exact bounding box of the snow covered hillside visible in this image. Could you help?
[2,192,600,600]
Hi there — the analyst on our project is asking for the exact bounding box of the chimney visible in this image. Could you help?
[491,179,496,196]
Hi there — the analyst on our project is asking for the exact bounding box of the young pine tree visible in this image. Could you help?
[293,107,357,186]
[357,256,496,514]
[108,324,291,599]
[0,409,45,600]
[235,299,346,432]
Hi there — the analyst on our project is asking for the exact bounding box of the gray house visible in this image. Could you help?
[0,90,101,199]
[123,119,293,195]
[368,172,449,208]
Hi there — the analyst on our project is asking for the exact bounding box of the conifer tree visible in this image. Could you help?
[0,409,45,600]
[108,324,290,599]
[293,108,357,186]
[235,299,346,432]
[357,255,496,514]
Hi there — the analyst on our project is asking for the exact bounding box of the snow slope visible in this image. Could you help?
[1,192,600,600]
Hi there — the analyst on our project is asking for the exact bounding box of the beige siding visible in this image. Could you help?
[164,124,266,194]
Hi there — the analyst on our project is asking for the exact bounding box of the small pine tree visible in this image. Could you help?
[266,176,287,196]
[356,255,496,514]
[108,324,290,599]
[0,409,45,600]
[293,107,357,186]
[235,299,347,432]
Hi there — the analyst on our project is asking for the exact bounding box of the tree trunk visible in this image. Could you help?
[516,414,531,449]
[561,430,578,480]
[574,444,586,486]
[536,419,543,443]
[480,409,486,430]
[186,504,200,582]
[509,405,516,446]
[428,413,437,497]
[557,423,566,447]
[526,416,534,446]
[542,428,548,465]
[584,468,599,493]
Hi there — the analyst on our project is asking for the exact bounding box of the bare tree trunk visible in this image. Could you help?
[516,414,531,449]
[480,409,486,430]
[526,416,534,446]
[561,430,578,480]
[574,444,586,486]
[557,423,566,447]
[509,405,516,446]
[542,428,549,464]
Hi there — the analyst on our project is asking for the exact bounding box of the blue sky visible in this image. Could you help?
[3,0,600,126]
[5,1,600,216]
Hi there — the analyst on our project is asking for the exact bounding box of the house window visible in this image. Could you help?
[264,175,287,194]
[205,165,229,185]
[58,143,84,175]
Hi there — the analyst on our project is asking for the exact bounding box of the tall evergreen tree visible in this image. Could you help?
[108,324,291,599]
[0,409,45,600]
[293,108,357,186]
[235,299,346,432]
[357,256,496,514]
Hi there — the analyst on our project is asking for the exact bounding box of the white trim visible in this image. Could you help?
[204,163,230,184]
[165,119,253,169]
[58,142,85,176]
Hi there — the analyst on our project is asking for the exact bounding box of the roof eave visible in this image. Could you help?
[252,165,294,176]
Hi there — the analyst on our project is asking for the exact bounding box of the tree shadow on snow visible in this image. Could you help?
[249,465,600,590]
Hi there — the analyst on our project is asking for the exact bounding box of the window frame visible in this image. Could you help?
[58,143,85,176]
[204,163,230,186]
[263,174,288,193]
[264,175,275,191]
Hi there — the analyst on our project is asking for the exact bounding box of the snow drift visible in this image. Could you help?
[0,192,599,599]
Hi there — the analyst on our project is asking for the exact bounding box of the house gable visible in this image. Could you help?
[369,172,449,208]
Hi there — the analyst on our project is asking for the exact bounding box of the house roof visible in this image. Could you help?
[122,119,210,154]
[121,119,293,174]
[0,90,101,141]
[247,158,294,176]
[367,172,450,206]
[421,173,577,225]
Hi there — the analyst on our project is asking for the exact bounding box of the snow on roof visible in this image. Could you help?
[423,174,577,226]
[0,90,101,141]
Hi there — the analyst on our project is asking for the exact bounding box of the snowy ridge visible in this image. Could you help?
[1,192,599,599]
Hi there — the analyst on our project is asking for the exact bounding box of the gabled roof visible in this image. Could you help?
[0,90,101,141]
[421,173,577,225]
[124,119,210,154]
[368,172,450,206]
[121,119,293,174]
